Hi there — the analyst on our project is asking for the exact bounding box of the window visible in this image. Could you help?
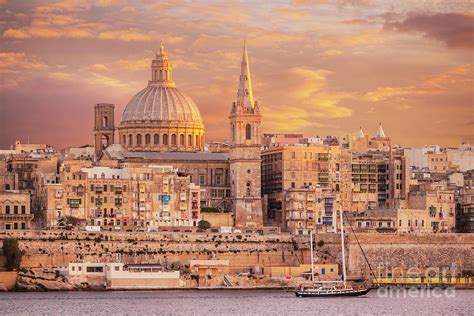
[129,134,133,145]
[145,134,151,145]
[122,135,126,145]
[245,124,252,140]
[14,206,18,214]
[104,185,107,192]
[399,219,402,226]
[171,134,177,145]
[115,266,120,271]
[188,134,192,146]
[180,134,185,145]
[137,134,142,145]
[90,184,94,191]
[163,134,168,145]
[21,206,26,214]
[86,266,104,273]
[154,134,159,145]
[21,222,26,230]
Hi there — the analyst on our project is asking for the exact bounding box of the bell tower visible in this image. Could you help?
[229,41,263,228]
[94,103,115,158]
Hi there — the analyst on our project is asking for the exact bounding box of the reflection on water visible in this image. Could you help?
[0,289,472,315]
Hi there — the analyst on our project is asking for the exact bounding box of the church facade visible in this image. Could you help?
[94,42,263,228]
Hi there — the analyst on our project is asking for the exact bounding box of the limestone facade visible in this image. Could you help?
[0,190,34,230]
[35,162,201,229]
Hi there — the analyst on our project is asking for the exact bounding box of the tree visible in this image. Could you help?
[2,238,25,271]
[198,220,211,230]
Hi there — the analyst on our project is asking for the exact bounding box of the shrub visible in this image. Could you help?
[197,220,211,230]
[2,238,25,271]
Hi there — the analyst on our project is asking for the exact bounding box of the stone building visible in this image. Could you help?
[0,190,34,230]
[261,143,351,226]
[352,124,391,154]
[408,183,456,232]
[345,209,397,233]
[397,208,434,233]
[36,162,201,229]
[283,187,337,235]
[351,153,391,211]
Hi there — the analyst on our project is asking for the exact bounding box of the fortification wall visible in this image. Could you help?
[1,231,473,276]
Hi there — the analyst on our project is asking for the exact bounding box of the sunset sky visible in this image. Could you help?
[0,0,473,149]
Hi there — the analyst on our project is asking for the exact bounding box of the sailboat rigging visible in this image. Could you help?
[295,209,372,298]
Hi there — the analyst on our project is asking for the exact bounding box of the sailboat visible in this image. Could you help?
[295,209,372,297]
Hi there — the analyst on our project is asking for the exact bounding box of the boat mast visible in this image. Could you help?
[310,230,315,283]
[340,209,347,287]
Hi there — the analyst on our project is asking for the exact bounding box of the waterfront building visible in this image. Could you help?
[58,262,182,289]
[397,208,438,233]
[0,190,34,230]
[283,187,338,234]
[36,162,201,229]
[261,142,351,225]
[345,209,397,233]
[407,182,456,232]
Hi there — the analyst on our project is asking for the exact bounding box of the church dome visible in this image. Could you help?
[121,85,203,125]
[118,42,205,152]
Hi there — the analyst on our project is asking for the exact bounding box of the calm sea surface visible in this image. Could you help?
[0,289,472,315]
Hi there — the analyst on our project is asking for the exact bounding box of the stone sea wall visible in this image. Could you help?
[0,231,473,276]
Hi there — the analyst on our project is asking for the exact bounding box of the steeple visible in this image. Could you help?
[237,41,255,109]
[150,41,175,86]
[357,126,365,138]
[375,123,386,138]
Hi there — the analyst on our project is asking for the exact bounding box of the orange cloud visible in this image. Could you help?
[97,30,152,42]
[0,52,48,74]
[364,64,473,102]
[320,31,384,48]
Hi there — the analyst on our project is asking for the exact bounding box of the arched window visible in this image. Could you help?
[103,116,108,128]
[154,134,159,145]
[188,135,192,146]
[128,134,133,146]
[163,134,168,145]
[245,124,252,140]
[145,134,151,145]
[122,135,126,145]
[195,135,199,147]
[159,70,163,80]
[136,134,142,145]
[171,134,177,145]
[180,134,185,146]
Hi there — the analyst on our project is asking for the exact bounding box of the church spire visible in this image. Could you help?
[237,40,255,109]
[358,126,365,138]
[375,122,386,138]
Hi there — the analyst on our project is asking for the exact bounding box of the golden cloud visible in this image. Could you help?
[98,30,152,42]
[0,52,48,73]
[320,31,384,48]
[364,64,473,102]
[288,67,331,99]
